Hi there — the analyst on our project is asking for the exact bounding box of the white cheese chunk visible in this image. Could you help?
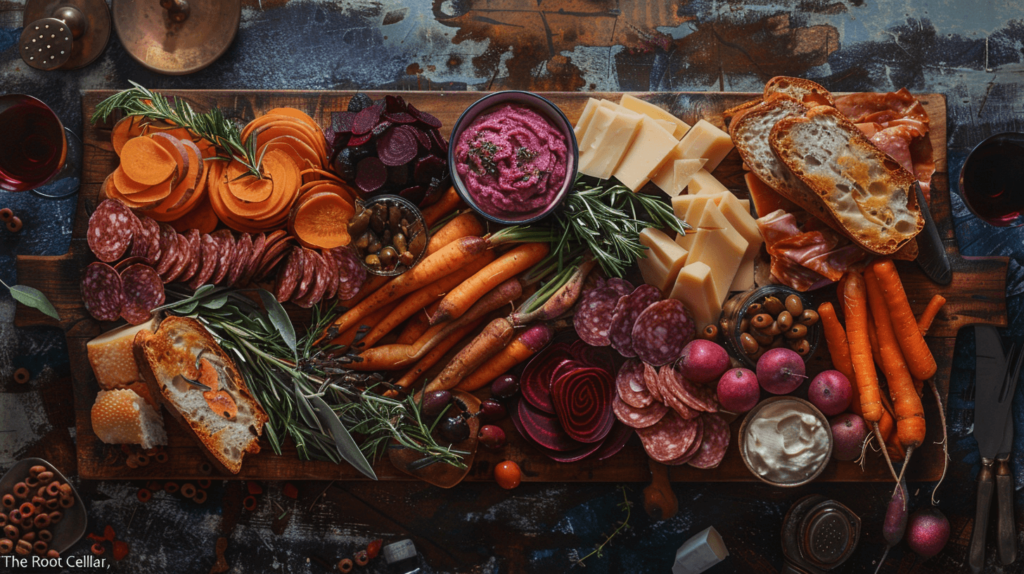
[638,227,690,295]
[619,94,691,138]
[613,119,679,191]
[678,119,735,171]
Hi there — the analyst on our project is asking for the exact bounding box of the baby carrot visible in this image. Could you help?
[455,324,553,392]
[420,186,464,227]
[872,259,937,380]
[843,272,883,423]
[917,294,946,336]
[818,302,854,382]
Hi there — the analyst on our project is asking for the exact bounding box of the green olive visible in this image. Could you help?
[389,204,403,233]
[751,313,773,330]
[776,310,793,331]
[701,324,719,341]
[370,204,386,233]
[399,251,416,266]
[364,254,382,269]
[746,302,762,315]
[749,328,774,346]
[763,296,784,315]
[354,230,371,250]
[408,231,426,257]
[740,333,759,355]
[393,233,407,254]
[791,339,811,356]
[379,246,398,267]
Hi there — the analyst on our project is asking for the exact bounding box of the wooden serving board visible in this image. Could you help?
[14,91,1007,483]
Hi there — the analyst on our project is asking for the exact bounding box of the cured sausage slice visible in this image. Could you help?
[331,247,366,301]
[660,363,719,413]
[82,262,124,321]
[612,396,668,429]
[665,416,704,465]
[294,251,330,308]
[631,299,694,366]
[615,359,653,408]
[226,232,253,287]
[608,285,662,357]
[291,248,318,301]
[120,264,165,325]
[179,229,202,284]
[274,247,304,303]
[210,230,235,285]
[87,199,136,262]
[153,223,180,278]
[188,234,220,291]
[644,362,664,404]
[238,233,267,287]
[163,233,192,283]
[636,410,700,463]
[573,286,620,347]
[687,413,730,469]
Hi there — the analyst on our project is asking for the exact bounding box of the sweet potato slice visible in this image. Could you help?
[158,139,205,212]
[169,196,218,235]
[265,135,321,170]
[151,132,190,182]
[264,107,323,135]
[112,116,145,157]
[254,121,327,161]
[103,174,148,208]
[289,191,353,249]
[121,137,177,186]
[297,181,354,208]
[226,160,274,203]
[112,165,155,195]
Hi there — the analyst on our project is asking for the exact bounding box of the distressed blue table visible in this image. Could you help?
[2,1,1024,572]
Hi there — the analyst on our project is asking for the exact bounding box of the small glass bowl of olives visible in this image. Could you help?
[719,285,821,369]
[348,195,429,276]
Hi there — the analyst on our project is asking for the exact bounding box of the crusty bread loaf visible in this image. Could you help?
[91,388,167,450]
[763,76,835,107]
[133,316,268,474]
[769,105,924,254]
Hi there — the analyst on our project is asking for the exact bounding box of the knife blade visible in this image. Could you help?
[996,345,1022,566]
[914,181,953,285]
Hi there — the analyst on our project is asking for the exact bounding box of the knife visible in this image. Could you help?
[970,326,1017,573]
[996,344,1023,567]
[914,181,953,285]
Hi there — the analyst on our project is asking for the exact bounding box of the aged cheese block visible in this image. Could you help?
[87,317,161,390]
[679,120,734,172]
[670,262,720,331]
[688,204,749,303]
[718,193,763,291]
[574,97,601,139]
[689,170,729,195]
[613,119,679,192]
[578,108,643,179]
[638,227,690,295]
[620,94,691,138]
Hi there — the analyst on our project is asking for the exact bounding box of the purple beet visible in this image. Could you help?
[906,507,950,559]
[873,481,909,574]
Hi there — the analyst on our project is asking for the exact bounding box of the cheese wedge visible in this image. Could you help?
[669,262,720,331]
[87,317,161,390]
[689,170,729,195]
[655,119,678,136]
[718,193,763,291]
[578,108,643,179]
[613,119,679,191]
[687,204,749,303]
[674,160,706,194]
[650,142,706,195]
[620,94,691,138]
[679,119,734,171]
[638,227,689,295]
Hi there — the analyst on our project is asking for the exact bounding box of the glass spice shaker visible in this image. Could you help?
[780,495,861,574]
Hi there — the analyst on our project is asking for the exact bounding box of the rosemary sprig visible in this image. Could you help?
[572,486,633,567]
[91,81,264,178]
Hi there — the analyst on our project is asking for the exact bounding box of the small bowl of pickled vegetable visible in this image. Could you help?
[348,195,429,276]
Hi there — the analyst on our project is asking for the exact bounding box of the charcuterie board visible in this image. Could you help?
[13,90,1007,482]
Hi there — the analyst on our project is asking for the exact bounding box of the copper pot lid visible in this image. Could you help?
[21,0,111,70]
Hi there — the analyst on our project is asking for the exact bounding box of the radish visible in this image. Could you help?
[755,348,806,395]
[678,340,730,385]
[873,480,908,574]
[808,370,852,416]
[830,413,869,462]
[717,368,760,413]
[906,506,950,559]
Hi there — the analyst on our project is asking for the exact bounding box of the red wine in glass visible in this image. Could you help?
[0,95,69,193]
[959,133,1024,227]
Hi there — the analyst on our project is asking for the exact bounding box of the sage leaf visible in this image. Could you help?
[9,285,60,320]
[174,300,201,315]
[294,382,321,431]
[309,395,377,480]
[201,294,228,310]
[259,288,296,357]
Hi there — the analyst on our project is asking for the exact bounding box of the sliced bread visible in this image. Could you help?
[91,388,168,450]
[134,316,268,474]
[763,76,835,107]
[769,105,924,254]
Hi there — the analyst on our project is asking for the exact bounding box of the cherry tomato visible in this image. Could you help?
[494,461,521,490]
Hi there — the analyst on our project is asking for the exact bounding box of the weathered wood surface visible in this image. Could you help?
[11,90,1007,483]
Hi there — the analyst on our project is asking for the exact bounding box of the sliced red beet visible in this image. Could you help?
[355,157,388,192]
[594,422,634,461]
[509,400,602,462]
[551,367,615,444]
[420,177,445,207]
[517,399,585,452]
[332,111,356,135]
[347,131,372,147]
[408,103,442,129]
[377,125,419,167]
[384,112,417,124]
[351,104,383,136]
[521,342,573,414]
[569,339,620,373]
[399,185,426,205]
[550,360,586,388]
[414,154,445,185]
[428,128,448,155]
[411,128,432,151]
[385,95,406,114]
[372,120,393,138]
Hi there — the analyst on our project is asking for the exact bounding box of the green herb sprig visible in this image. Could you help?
[1,279,60,320]
[572,486,633,567]
[91,81,264,178]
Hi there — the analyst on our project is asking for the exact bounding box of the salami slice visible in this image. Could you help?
[294,251,330,308]
[291,248,318,301]
[210,230,236,285]
[660,377,702,420]
[164,233,192,283]
[636,410,701,463]
[120,264,165,325]
[612,396,669,429]
[332,247,366,301]
[87,199,136,262]
[128,215,148,258]
[139,217,162,262]
[608,285,662,357]
[188,234,220,291]
[82,262,124,321]
[320,247,340,300]
[274,247,304,302]
[604,278,634,297]
[573,286,620,346]
[227,232,253,287]
[179,229,202,284]
[644,362,664,404]
[114,256,150,271]
[687,413,730,469]
[660,363,719,413]
[665,417,704,465]
[238,233,267,287]
[615,360,653,408]
[154,224,180,278]
[631,299,693,366]
[256,235,293,281]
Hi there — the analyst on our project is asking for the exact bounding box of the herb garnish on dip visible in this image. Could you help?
[454,103,568,217]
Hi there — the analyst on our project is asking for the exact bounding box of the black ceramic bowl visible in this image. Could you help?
[447,91,579,226]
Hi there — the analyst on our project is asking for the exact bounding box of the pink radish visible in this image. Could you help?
[906,507,950,559]
[677,340,730,385]
[717,368,760,413]
[830,413,869,462]
[755,348,806,395]
[808,370,852,416]
[873,480,908,574]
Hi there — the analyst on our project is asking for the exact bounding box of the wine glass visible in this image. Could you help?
[0,94,81,199]
[958,132,1024,227]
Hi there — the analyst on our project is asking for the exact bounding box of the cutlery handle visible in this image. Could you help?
[996,457,1017,565]
[970,459,996,573]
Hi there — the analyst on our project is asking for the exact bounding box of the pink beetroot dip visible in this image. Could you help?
[454,103,568,216]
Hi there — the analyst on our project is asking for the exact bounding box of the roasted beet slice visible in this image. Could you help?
[517,399,585,452]
[593,422,634,461]
[521,342,573,414]
[551,367,615,444]
[399,185,426,205]
[420,178,446,207]
[411,127,432,151]
[570,339,620,373]
[376,125,418,167]
[408,103,442,129]
[428,128,448,156]
[385,95,407,114]
[372,120,393,138]
[355,156,387,192]
[347,93,373,113]
[352,103,384,136]
[333,148,357,181]
[387,163,409,186]
[332,111,356,135]
[347,131,372,146]
[325,129,336,149]
[508,402,606,462]
[384,112,417,124]
[414,154,445,185]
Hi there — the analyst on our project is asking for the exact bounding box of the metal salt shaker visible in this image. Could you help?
[781,495,861,574]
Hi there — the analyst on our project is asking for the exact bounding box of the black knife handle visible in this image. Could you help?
[996,457,1017,565]
[970,459,996,573]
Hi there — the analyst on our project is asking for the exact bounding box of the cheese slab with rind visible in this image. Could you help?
[87,317,161,390]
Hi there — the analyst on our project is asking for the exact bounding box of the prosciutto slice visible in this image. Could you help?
[757,209,867,291]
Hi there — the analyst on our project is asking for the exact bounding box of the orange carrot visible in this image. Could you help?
[866,313,883,369]
[843,272,883,423]
[331,301,399,350]
[865,268,925,443]
[430,242,550,325]
[420,187,464,227]
[396,304,436,345]
[355,251,496,348]
[424,317,516,393]
[319,236,489,343]
[427,212,486,255]
[872,260,937,380]
[818,302,854,382]
[388,315,488,396]
[917,294,946,336]
[455,324,553,392]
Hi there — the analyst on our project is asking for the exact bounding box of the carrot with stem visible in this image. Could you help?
[430,242,550,325]
[427,212,486,255]
[872,259,937,380]
[424,317,516,394]
[915,293,948,504]
[455,324,554,392]
[388,315,490,396]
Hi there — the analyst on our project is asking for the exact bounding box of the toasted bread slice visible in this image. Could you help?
[769,106,924,254]
[134,316,268,474]
[764,76,835,107]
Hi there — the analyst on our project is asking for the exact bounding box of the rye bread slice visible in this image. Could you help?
[133,316,268,474]
[768,105,924,255]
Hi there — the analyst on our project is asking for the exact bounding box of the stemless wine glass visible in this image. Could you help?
[0,94,81,198]
[959,132,1024,227]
